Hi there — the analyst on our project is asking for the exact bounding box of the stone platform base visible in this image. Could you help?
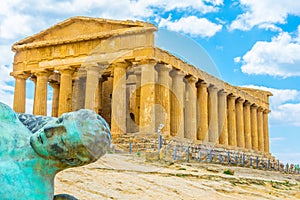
[112,133,283,171]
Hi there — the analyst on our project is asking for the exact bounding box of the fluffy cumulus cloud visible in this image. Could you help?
[0,0,224,114]
[159,16,222,37]
[244,85,300,126]
[0,65,14,107]
[230,0,300,31]
[236,29,300,78]
[0,45,14,107]
[0,0,224,42]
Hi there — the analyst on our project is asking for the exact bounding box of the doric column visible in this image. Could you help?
[126,72,137,133]
[97,77,105,114]
[197,81,208,142]
[227,94,237,147]
[184,76,197,140]
[134,67,141,127]
[12,73,29,113]
[85,64,101,111]
[155,64,172,136]
[208,84,218,143]
[263,109,270,153]
[111,62,128,136]
[93,77,106,115]
[236,97,245,148]
[49,81,60,117]
[33,70,50,116]
[243,101,252,149]
[139,60,156,133]
[72,69,86,111]
[218,90,228,146]
[58,67,74,116]
[257,107,264,152]
[251,104,258,151]
[170,69,185,138]
[30,77,37,114]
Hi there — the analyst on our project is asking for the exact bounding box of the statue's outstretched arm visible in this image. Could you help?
[17,113,54,134]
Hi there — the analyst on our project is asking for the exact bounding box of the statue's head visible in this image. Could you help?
[30,109,111,168]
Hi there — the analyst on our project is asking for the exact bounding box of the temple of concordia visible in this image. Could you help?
[11,16,272,155]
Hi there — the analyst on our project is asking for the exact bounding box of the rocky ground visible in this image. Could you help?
[55,153,300,200]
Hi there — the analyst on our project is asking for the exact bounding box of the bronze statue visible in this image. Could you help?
[0,102,111,200]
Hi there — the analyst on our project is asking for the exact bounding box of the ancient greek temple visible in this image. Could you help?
[10,17,272,154]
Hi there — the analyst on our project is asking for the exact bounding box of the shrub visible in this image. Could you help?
[224,169,234,175]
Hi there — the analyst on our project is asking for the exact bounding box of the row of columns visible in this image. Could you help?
[12,60,270,153]
[13,66,102,117]
[109,60,270,153]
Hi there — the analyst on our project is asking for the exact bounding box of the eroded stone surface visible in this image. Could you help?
[55,154,300,200]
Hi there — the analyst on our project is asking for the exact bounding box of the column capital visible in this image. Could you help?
[236,97,245,103]
[31,69,52,77]
[228,93,237,99]
[170,69,185,78]
[251,103,258,109]
[83,62,99,68]
[111,61,130,69]
[186,75,198,83]
[57,66,76,74]
[155,63,172,72]
[85,65,102,72]
[263,109,271,114]
[75,69,86,78]
[196,80,207,87]
[218,89,227,95]
[10,72,30,79]
[257,106,264,112]
[137,58,157,65]
[244,100,252,106]
[208,84,218,91]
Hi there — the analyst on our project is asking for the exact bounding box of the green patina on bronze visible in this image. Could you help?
[0,102,111,200]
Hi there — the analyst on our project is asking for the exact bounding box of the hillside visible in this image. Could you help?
[55,153,300,200]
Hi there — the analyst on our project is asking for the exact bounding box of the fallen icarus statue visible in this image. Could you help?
[0,102,111,200]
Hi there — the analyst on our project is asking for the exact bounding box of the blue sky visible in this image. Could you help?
[0,0,300,164]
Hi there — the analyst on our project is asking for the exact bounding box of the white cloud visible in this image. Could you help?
[0,14,34,40]
[159,16,222,37]
[239,31,300,78]
[243,85,300,126]
[132,0,223,15]
[271,103,300,126]
[296,25,300,43]
[205,0,223,6]
[230,0,300,31]
[0,0,224,43]
[0,0,224,112]
[0,65,14,107]
[2,0,223,22]
[234,57,241,63]
[0,45,14,67]
[258,23,282,32]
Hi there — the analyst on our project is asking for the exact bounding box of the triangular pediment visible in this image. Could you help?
[13,16,156,47]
